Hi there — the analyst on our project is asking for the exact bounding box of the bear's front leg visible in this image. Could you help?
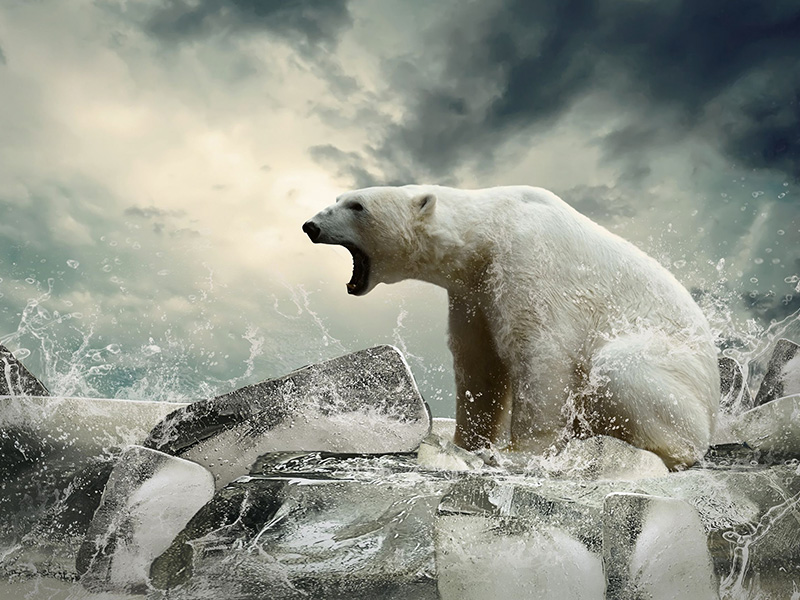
[448,295,511,451]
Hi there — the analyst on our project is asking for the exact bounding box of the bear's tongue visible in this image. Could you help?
[344,244,370,295]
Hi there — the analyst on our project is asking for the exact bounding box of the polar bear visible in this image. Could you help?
[303,185,719,468]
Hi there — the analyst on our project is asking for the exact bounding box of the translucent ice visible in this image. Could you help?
[754,338,800,406]
[603,493,717,600]
[78,445,214,593]
[149,453,447,599]
[548,435,669,481]
[145,345,431,488]
[714,393,800,458]
[0,395,187,578]
[436,478,604,600]
[718,356,752,414]
[417,418,485,471]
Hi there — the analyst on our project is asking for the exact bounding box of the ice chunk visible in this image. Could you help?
[603,493,717,600]
[713,394,800,458]
[436,515,604,600]
[719,356,753,413]
[0,396,187,566]
[436,478,604,600]
[149,454,447,599]
[643,465,800,594]
[549,435,669,480]
[754,338,800,406]
[145,345,431,488]
[418,418,485,471]
[77,445,214,593]
[0,343,49,396]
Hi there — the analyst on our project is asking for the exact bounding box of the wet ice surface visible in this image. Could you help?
[144,344,430,489]
[2,338,800,599]
[78,446,215,594]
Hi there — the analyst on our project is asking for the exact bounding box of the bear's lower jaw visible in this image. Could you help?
[344,244,370,296]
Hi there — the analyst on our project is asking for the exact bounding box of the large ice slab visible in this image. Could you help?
[603,493,717,600]
[77,445,214,593]
[145,345,431,488]
[754,338,800,406]
[149,452,448,599]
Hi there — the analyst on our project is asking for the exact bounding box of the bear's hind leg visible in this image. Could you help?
[586,332,718,469]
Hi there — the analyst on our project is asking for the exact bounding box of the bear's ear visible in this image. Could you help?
[415,193,436,216]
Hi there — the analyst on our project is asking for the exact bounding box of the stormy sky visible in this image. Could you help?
[0,0,798,414]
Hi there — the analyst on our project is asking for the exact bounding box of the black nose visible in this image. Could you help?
[303,220,321,242]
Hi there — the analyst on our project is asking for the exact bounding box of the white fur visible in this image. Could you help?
[307,185,720,468]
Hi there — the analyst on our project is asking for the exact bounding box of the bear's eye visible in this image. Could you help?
[349,202,364,212]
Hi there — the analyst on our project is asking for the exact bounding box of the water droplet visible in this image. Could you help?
[777,230,785,236]
[143,344,162,356]
[15,348,31,360]
[673,260,686,268]
[106,343,121,354]
[778,192,786,199]
[158,269,169,276]
[102,264,112,272]
[66,259,79,269]
[754,258,764,265]
[785,276,799,283]
[750,277,759,283]
[25,278,35,284]
[772,258,781,264]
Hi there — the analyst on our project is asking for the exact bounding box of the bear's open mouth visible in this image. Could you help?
[343,243,370,295]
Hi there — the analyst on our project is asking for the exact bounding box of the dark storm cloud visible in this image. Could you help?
[364,0,800,182]
[309,144,379,189]
[144,0,352,51]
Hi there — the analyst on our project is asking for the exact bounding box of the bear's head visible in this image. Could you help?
[303,186,437,296]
